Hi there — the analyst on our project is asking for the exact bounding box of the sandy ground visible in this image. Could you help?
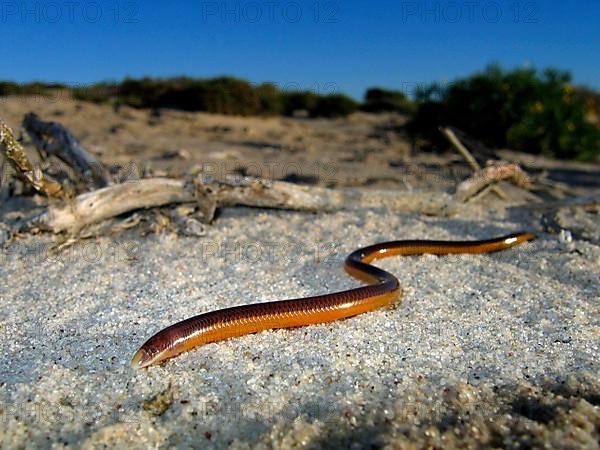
[1,96,599,448]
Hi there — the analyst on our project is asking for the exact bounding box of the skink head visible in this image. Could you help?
[131,345,164,369]
[131,348,151,369]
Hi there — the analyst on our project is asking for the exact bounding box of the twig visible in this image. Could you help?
[0,155,10,201]
[23,113,112,189]
[454,163,531,202]
[0,119,66,198]
[440,126,509,201]
[446,126,499,162]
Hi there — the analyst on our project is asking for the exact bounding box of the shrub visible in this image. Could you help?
[72,82,120,103]
[2,77,361,119]
[201,77,261,115]
[405,65,600,161]
[309,94,358,118]
[0,81,66,98]
[68,77,358,118]
[281,91,319,116]
[362,87,413,114]
[256,83,283,115]
[0,81,19,96]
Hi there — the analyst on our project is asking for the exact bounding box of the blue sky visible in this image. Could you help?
[0,0,598,99]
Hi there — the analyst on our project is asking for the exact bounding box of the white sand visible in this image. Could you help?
[1,207,598,448]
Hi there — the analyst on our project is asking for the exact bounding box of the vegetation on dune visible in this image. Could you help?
[2,66,599,161]
[279,91,318,116]
[0,81,67,97]
[405,65,600,161]
[69,76,359,118]
[361,87,414,114]
[309,94,359,118]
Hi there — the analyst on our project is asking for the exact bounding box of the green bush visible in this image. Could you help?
[1,81,66,97]
[0,81,19,96]
[362,87,413,114]
[280,92,358,118]
[203,77,261,115]
[281,91,319,116]
[256,83,283,115]
[69,77,358,118]
[309,94,358,118]
[405,65,600,161]
[72,82,120,103]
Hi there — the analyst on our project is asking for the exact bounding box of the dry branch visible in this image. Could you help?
[7,115,553,236]
[445,126,499,163]
[454,163,531,202]
[29,176,458,233]
[23,113,112,189]
[440,126,510,201]
[37,178,194,232]
[0,119,66,198]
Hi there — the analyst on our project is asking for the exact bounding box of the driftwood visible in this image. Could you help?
[23,113,112,189]
[30,176,458,232]
[2,113,548,236]
[1,113,461,234]
[440,126,510,201]
[0,119,67,198]
[454,163,531,202]
[445,126,499,163]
